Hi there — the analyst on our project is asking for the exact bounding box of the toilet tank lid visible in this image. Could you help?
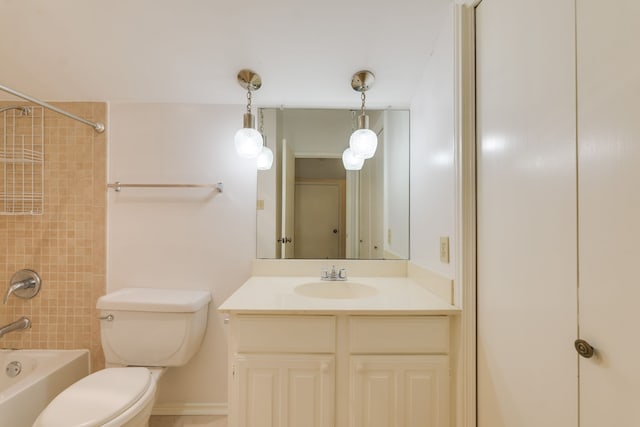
[97,288,212,312]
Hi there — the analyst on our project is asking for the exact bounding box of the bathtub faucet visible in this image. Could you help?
[0,317,31,338]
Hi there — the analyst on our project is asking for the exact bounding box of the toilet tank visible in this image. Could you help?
[97,288,211,367]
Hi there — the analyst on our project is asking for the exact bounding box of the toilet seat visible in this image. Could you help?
[33,367,153,427]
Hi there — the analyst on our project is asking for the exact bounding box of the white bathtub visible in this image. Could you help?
[0,349,89,427]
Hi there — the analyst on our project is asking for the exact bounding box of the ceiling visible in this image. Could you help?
[0,0,451,108]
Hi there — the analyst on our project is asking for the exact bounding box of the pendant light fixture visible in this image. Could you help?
[348,70,377,159]
[234,69,264,158]
[256,109,274,170]
[256,146,274,170]
[342,147,365,170]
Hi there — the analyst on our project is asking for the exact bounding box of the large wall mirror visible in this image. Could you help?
[256,108,409,260]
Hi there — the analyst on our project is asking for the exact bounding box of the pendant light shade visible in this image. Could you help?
[256,146,274,170]
[349,128,378,159]
[234,113,263,158]
[348,70,378,161]
[235,69,263,159]
[234,128,263,158]
[342,148,365,170]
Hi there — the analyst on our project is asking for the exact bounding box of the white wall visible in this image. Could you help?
[107,103,257,410]
[409,5,456,281]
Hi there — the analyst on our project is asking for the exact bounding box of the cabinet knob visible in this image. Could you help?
[575,339,595,358]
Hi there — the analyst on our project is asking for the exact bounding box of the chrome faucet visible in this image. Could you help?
[3,278,37,304]
[321,265,347,281]
[0,317,31,338]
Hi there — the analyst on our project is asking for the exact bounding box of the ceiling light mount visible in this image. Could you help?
[350,70,375,92]
[237,69,262,91]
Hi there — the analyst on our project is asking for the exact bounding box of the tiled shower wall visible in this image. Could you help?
[0,102,106,371]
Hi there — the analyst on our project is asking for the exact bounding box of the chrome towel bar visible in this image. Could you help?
[107,182,224,193]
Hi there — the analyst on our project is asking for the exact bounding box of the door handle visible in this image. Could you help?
[574,339,595,358]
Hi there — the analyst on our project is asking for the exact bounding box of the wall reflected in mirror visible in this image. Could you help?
[256,108,409,260]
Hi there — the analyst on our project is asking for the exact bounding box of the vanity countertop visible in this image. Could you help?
[218,276,459,314]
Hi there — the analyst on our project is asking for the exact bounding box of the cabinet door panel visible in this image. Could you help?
[239,367,281,427]
[234,354,334,427]
[354,368,396,427]
[350,355,449,427]
[287,366,332,427]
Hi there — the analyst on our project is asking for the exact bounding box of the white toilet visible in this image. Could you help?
[33,287,211,427]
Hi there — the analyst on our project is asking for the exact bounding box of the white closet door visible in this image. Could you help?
[475,0,578,426]
[577,1,640,425]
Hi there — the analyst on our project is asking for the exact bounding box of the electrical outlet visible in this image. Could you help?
[440,237,450,263]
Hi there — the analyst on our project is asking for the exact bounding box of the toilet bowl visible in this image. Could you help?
[32,288,211,427]
[33,367,162,427]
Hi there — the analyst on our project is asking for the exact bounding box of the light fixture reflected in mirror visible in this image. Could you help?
[349,70,378,160]
[234,69,264,158]
[342,147,364,170]
[257,146,274,170]
[256,108,273,170]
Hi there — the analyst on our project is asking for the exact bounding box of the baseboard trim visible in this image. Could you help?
[151,403,228,416]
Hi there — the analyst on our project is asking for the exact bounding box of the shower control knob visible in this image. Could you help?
[574,339,595,358]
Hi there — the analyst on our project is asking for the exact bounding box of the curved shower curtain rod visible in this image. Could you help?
[0,84,105,133]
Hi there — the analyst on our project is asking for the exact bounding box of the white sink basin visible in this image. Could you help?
[294,282,378,299]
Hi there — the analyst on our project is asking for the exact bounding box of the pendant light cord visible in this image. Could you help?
[259,108,264,135]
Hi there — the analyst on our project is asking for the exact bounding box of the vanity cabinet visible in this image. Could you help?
[228,314,450,427]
